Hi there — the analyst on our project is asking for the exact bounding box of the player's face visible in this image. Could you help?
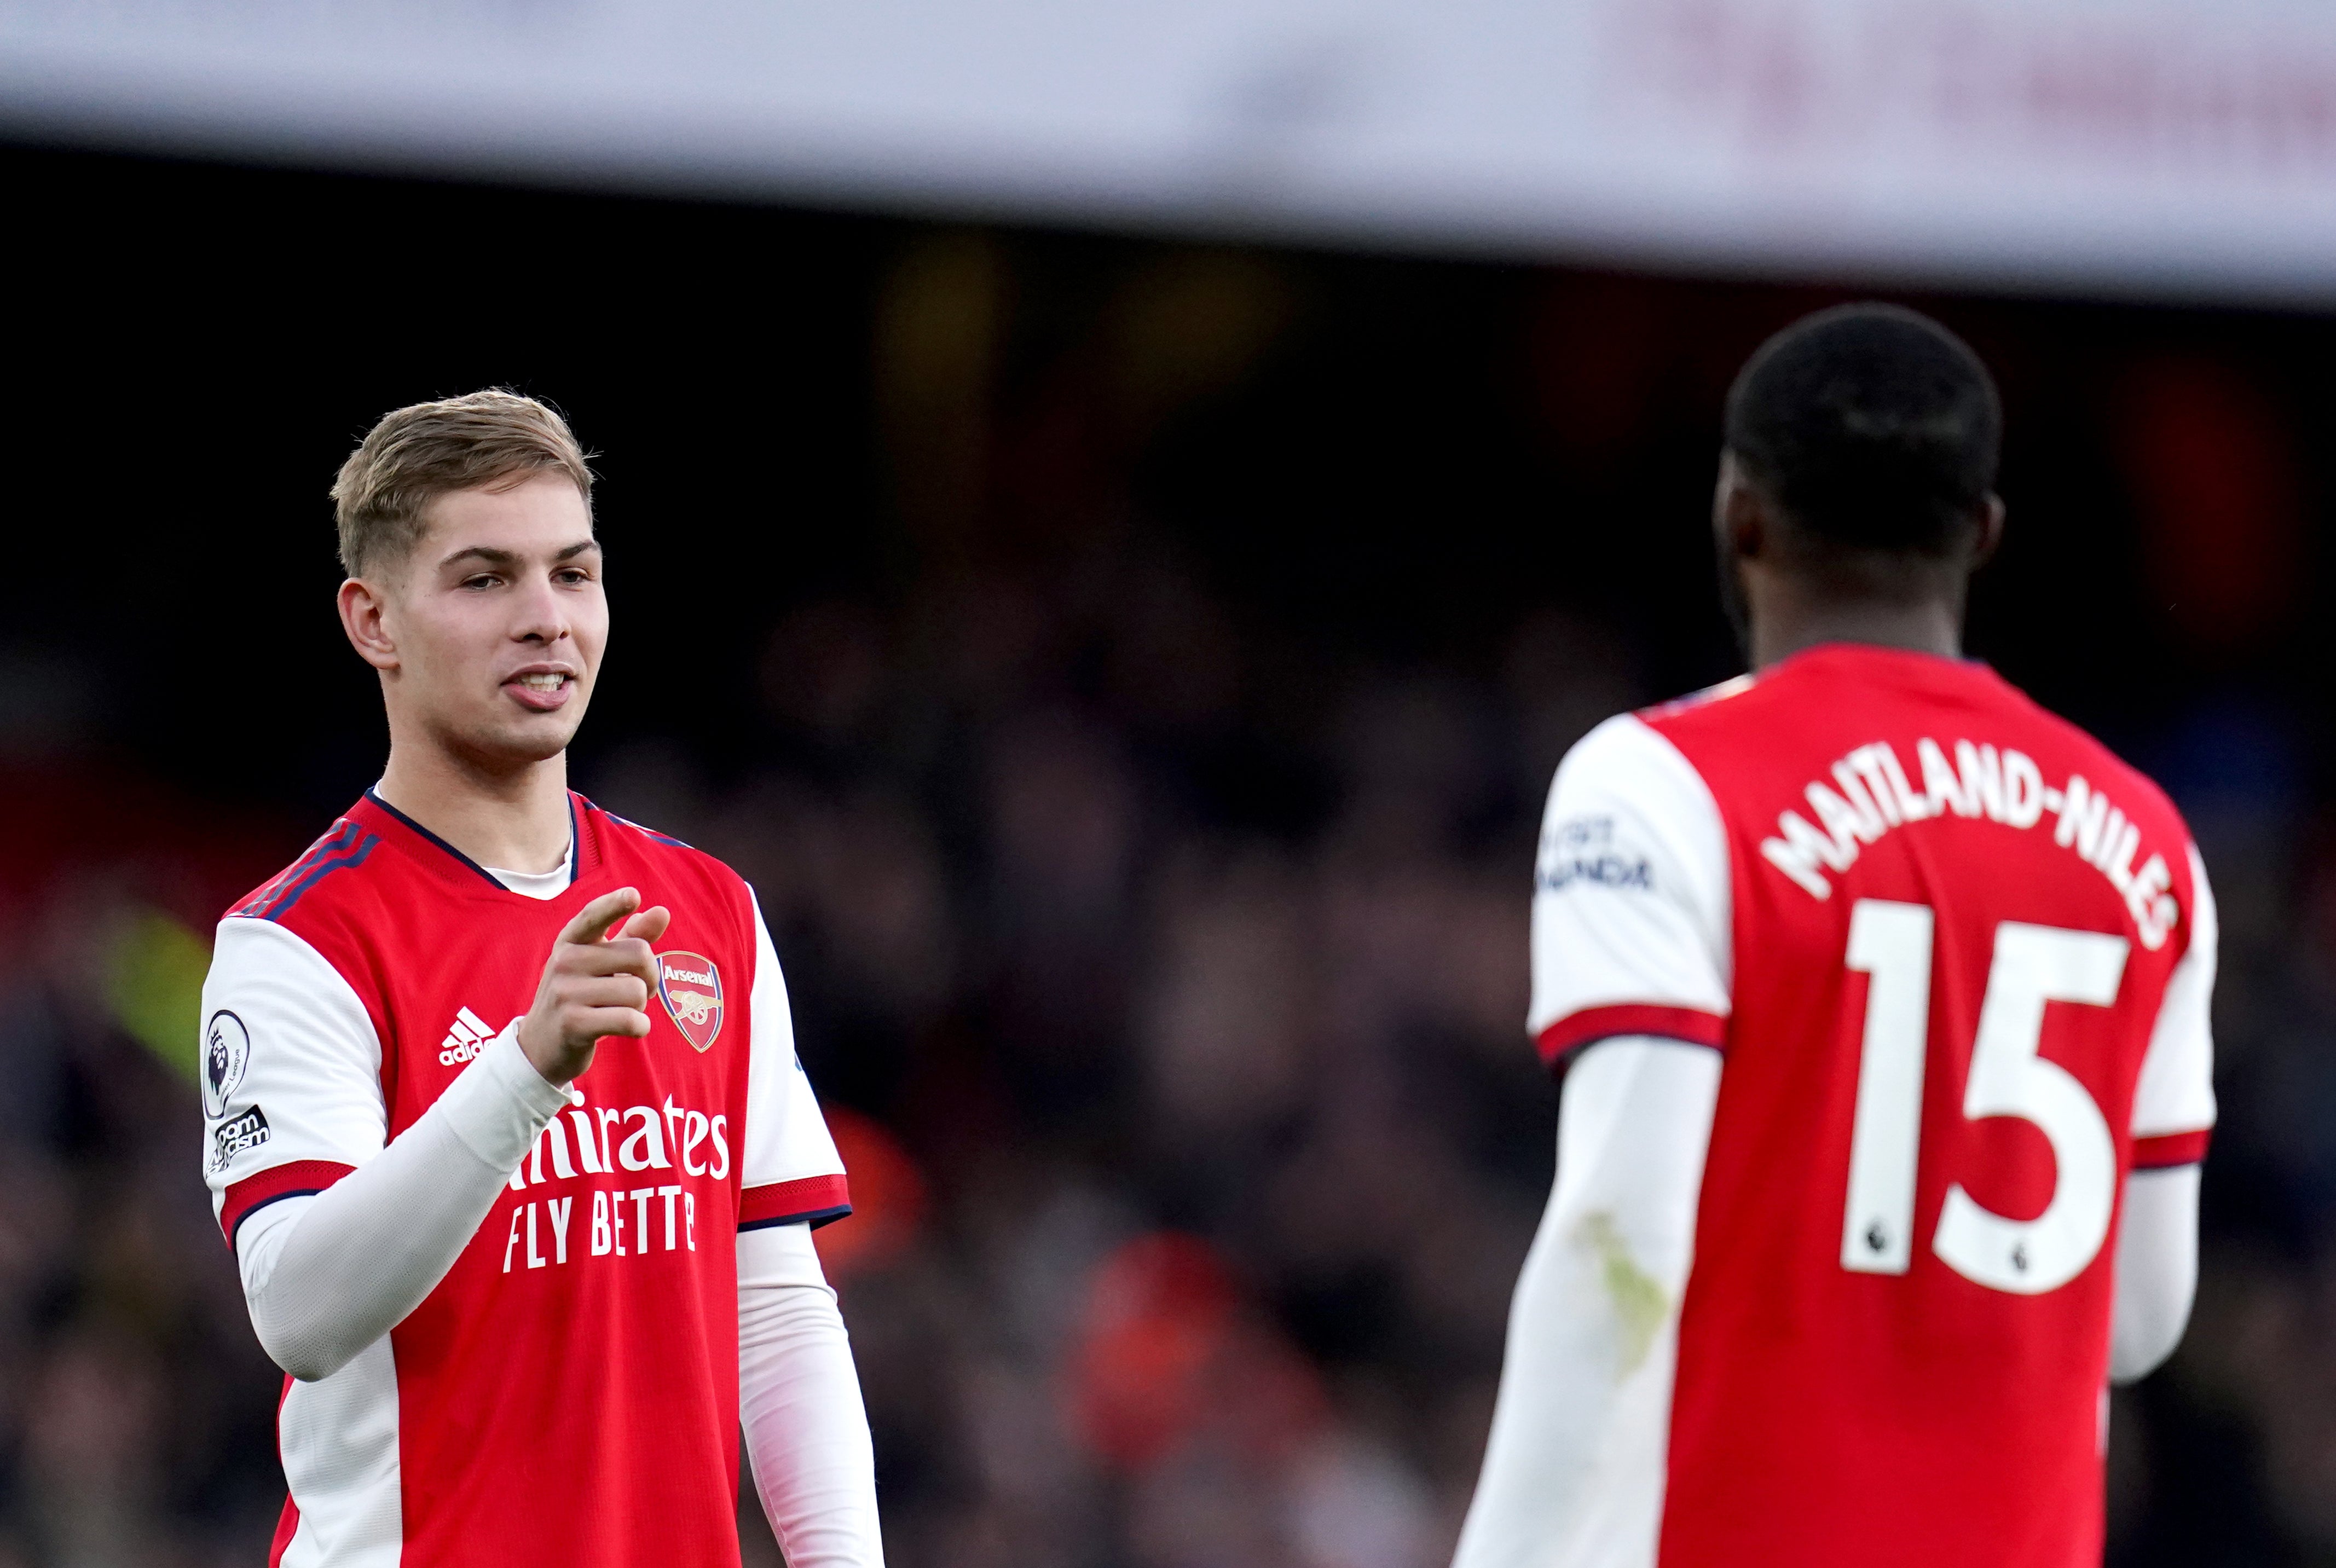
[380,473,607,768]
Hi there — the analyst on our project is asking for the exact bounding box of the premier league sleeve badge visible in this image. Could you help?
[202,1009,252,1120]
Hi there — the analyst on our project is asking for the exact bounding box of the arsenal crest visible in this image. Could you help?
[657,951,724,1052]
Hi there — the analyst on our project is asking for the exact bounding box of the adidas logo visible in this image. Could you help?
[439,1005,500,1068]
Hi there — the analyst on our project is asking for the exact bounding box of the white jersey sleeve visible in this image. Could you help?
[201,916,390,1239]
[1453,1037,1722,1568]
[1529,714,1734,1067]
[738,889,851,1229]
[2109,1164,2200,1383]
[737,1223,885,1567]
[2129,843,2217,1167]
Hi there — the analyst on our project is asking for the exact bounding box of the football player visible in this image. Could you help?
[1454,306,2212,1567]
[198,392,882,1567]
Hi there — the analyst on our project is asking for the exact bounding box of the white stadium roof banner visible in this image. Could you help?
[4,0,2336,300]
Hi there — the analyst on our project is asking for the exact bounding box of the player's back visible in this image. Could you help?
[1569,643,2213,1567]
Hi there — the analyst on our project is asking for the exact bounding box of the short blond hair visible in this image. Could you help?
[332,390,594,577]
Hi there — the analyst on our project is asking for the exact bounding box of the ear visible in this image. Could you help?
[338,576,401,674]
[1970,494,2007,571]
[1713,450,1772,564]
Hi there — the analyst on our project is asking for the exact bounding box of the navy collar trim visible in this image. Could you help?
[363,788,577,893]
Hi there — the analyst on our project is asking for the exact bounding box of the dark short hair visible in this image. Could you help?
[1724,304,2001,555]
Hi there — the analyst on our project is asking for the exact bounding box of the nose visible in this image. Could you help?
[511,570,572,645]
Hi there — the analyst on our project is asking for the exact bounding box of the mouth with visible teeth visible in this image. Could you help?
[504,669,576,712]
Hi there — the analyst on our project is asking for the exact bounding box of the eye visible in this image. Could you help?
[460,574,501,591]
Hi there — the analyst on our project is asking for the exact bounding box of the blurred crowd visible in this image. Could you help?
[0,213,2332,1567]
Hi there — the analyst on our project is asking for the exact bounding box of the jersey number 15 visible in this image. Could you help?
[1840,899,2127,1295]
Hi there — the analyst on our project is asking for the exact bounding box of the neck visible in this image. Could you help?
[1747,587,1964,673]
[375,733,572,874]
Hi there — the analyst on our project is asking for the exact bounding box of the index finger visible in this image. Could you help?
[558,887,642,946]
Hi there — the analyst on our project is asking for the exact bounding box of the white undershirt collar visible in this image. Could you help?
[483,840,575,900]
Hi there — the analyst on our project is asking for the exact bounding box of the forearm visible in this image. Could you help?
[738,1224,883,1568]
[1453,1038,1720,1568]
[2110,1164,2200,1384]
[237,1028,569,1381]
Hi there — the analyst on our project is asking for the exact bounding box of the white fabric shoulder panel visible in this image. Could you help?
[201,918,388,1213]
[1528,714,1733,1040]
[2131,844,2218,1139]
[739,889,846,1191]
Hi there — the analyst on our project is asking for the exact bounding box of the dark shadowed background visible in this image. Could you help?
[2,142,2334,1567]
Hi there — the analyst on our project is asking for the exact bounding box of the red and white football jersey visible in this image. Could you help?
[200,790,850,1568]
[1529,643,2215,1568]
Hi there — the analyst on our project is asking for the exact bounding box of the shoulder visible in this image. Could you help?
[1541,714,1729,887]
[584,795,700,857]
[201,912,375,1043]
[222,814,401,961]
[2024,693,2202,900]
[1975,669,2193,840]
[227,815,382,921]
[1549,711,1722,821]
[1626,670,1819,782]
[2060,720,2188,840]
[581,797,756,910]
[1635,673,1761,730]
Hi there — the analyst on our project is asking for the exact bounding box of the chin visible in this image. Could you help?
[461,714,585,770]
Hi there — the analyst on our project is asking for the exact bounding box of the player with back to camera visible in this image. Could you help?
[196,392,883,1567]
[1452,305,2213,1568]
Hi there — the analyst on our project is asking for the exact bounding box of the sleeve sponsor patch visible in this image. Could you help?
[1536,815,1654,893]
[210,1106,273,1173]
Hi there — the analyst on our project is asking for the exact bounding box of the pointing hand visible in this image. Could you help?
[517,887,673,1086]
